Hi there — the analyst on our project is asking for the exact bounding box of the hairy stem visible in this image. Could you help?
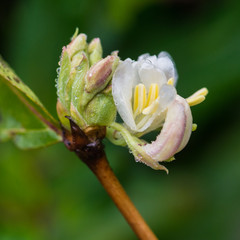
[78,152,158,240]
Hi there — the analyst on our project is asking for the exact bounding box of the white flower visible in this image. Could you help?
[108,52,208,172]
[112,52,178,134]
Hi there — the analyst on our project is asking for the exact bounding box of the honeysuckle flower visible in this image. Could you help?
[112,52,178,135]
[107,52,208,172]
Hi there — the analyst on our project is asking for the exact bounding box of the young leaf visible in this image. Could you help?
[0,56,61,134]
[13,128,62,149]
[0,56,62,149]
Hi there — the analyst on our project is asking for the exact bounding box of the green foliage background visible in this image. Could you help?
[1,0,240,239]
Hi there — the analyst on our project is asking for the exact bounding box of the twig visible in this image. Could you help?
[63,118,158,240]
[81,152,158,240]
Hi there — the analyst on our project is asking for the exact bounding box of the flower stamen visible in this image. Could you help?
[133,84,147,116]
[192,123,197,131]
[167,78,174,86]
[142,97,159,115]
[187,95,205,106]
[187,88,208,107]
[146,84,159,107]
[133,83,161,119]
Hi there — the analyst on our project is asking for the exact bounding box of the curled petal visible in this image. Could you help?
[143,95,192,161]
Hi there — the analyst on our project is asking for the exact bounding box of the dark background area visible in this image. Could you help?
[0,0,240,239]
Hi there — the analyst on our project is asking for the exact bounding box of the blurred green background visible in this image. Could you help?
[1,0,240,239]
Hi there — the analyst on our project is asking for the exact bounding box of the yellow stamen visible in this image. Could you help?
[133,84,146,115]
[192,123,197,131]
[187,95,205,106]
[188,87,208,98]
[146,84,159,107]
[167,78,174,86]
[187,88,208,107]
[142,97,159,115]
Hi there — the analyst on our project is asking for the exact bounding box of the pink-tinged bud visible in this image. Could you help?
[66,33,87,59]
[85,55,119,94]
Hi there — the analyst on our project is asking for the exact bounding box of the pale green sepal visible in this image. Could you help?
[57,50,71,112]
[70,103,87,129]
[64,52,85,111]
[70,54,89,126]
[71,28,79,41]
[56,99,71,130]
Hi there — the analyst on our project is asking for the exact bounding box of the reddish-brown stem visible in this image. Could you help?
[63,119,158,239]
[80,152,158,240]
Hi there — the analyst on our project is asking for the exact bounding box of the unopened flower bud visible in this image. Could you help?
[84,87,116,126]
[66,31,87,58]
[84,55,119,96]
[56,30,119,133]
[88,38,103,65]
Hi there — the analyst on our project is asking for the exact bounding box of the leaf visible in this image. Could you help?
[0,56,61,133]
[13,129,62,149]
[0,56,62,149]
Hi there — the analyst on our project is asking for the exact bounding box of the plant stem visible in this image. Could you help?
[63,119,158,239]
[79,152,158,240]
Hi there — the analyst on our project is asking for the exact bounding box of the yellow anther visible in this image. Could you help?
[187,88,208,107]
[167,78,174,86]
[146,84,159,107]
[187,87,208,99]
[142,97,159,115]
[192,123,197,131]
[187,95,205,106]
[133,84,146,115]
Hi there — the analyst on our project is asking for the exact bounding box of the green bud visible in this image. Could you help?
[56,30,119,134]
[57,32,87,113]
[84,86,116,126]
[66,33,87,59]
[70,53,89,128]
[88,38,103,65]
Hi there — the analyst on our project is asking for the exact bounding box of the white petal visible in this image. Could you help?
[138,63,167,89]
[158,84,177,110]
[112,59,138,131]
[137,53,150,61]
[157,51,178,85]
